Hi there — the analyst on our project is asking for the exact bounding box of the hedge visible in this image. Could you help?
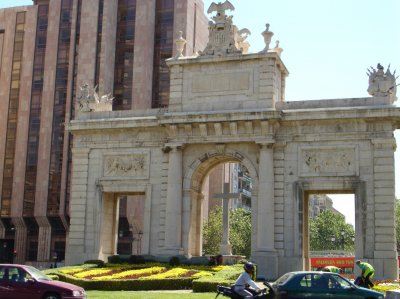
[45,263,244,292]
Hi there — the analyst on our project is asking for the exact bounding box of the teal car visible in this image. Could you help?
[267,271,384,299]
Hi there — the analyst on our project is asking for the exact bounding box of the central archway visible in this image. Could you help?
[182,147,259,257]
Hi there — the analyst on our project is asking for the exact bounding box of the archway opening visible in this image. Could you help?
[200,161,253,260]
[306,193,355,275]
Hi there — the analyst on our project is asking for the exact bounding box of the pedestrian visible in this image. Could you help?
[321,265,342,273]
[355,260,375,288]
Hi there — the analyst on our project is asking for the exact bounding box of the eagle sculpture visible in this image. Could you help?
[207,1,235,15]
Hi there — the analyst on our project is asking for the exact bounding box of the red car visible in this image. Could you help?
[0,264,86,299]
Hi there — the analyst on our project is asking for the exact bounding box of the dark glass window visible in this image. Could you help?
[113,0,136,110]
[1,12,26,216]
[23,4,48,216]
[152,0,174,108]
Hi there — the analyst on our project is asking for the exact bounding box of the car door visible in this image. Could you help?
[0,266,13,299]
[5,266,41,299]
[325,275,364,299]
[288,274,333,299]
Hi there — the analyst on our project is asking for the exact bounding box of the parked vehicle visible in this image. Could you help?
[0,264,86,299]
[216,284,275,298]
[268,271,383,299]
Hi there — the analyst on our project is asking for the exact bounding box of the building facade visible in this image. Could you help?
[0,0,208,264]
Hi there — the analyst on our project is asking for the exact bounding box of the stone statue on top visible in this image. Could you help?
[367,63,398,101]
[199,1,251,56]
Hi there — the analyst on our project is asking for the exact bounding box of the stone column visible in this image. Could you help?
[131,0,156,109]
[371,138,398,279]
[99,194,120,260]
[98,0,117,95]
[252,142,278,280]
[65,148,90,265]
[164,145,184,254]
[11,218,27,264]
[35,217,52,261]
[257,143,275,249]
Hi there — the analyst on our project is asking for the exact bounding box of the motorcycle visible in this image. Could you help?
[354,276,370,289]
[215,282,275,299]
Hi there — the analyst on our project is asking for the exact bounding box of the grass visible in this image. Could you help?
[86,291,215,299]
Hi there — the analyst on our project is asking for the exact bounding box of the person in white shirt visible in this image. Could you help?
[233,262,261,298]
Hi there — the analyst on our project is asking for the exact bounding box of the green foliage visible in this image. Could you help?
[169,256,181,266]
[202,207,251,257]
[84,260,105,267]
[309,210,355,251]
[396,199,400,250]
[192,264,243,292]
[47,264,243,292]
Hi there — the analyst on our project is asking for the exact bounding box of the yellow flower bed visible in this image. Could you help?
[74,268,113,278]
[59,268,85,275]
[93,266,166,280]
[139,267,190,280]
[192,271,213,278]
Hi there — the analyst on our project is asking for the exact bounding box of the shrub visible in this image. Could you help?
[128,255,146,264]
[84,260,105,267]
[169,256,181,267]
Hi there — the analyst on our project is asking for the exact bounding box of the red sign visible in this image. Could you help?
[311,257,354,268]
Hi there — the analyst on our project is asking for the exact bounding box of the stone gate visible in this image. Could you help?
[65,2,400,279]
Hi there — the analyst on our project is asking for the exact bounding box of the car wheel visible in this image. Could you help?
[42,293,60,299]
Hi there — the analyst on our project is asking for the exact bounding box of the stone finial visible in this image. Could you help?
[367,63,398,102]
[271,40,283,56]
[175,31,186,58]
[260,23,274,53]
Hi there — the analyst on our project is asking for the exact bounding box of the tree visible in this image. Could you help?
[309,210,355,251]
[395,199,400,250]
[202,207,251,257]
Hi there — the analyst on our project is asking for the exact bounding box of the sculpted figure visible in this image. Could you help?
[207,1,235,19]
[77,83,92,112]
[367,63,398,99]
[200,1,245,56]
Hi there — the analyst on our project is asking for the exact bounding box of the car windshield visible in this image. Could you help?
[274,272,294,285]
[25,266,52,280]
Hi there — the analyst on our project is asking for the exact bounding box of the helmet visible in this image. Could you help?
[355,260,361,264]
[244,262,255,273]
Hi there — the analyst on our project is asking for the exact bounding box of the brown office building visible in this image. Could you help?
[0,0,208,264]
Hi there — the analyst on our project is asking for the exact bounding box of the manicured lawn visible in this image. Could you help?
[86,291,215,299]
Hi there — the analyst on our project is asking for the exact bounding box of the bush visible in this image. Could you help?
[84,260,105,267]
[128,255,146,264]
[169,256,181,267]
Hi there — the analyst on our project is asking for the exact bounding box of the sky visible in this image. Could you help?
[2,0,399,227]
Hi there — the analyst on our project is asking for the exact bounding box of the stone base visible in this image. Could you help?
[220,243,232,255]
[252,250,278,280]
[222,255,245,265]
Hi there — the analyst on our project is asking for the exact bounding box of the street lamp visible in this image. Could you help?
[341,231,345,250]
[331,237,336,253]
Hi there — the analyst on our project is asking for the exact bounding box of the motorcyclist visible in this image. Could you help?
[233,262,261,298]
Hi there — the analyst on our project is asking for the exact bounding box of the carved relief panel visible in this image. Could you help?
[103,154,149,179]
[298,146,359,176]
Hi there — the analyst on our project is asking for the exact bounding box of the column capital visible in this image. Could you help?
[163,143,185,153]
[256,139,275,149]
